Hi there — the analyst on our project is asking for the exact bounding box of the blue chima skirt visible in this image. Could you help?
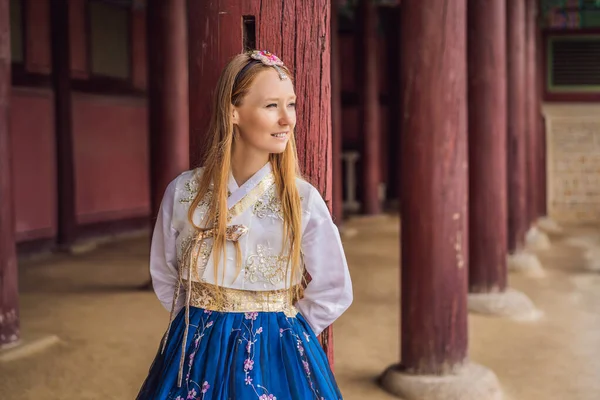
[136,307,343,399]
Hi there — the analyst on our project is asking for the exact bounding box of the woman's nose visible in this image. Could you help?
[279,109,294,126]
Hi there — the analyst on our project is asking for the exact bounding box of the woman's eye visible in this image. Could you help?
[266,103,277,108]
[288,103,296,108]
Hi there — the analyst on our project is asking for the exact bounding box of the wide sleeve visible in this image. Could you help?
[149,178,184,314]
[295,187,353,335]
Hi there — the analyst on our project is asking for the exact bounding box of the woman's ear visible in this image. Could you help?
[232,107,240,125]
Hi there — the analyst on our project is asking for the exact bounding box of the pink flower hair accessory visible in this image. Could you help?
[249,50,288,80]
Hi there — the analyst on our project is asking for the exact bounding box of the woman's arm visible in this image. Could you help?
[295,187,353,335]
[149,178,183,314]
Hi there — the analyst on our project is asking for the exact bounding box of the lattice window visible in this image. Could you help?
[547,34,600,93]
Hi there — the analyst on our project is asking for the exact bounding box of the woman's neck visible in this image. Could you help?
[230,149,269,187]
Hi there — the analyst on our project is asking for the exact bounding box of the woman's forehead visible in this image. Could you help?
[245,69,296,100]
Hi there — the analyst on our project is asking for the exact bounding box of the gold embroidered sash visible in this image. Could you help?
[187,281,300,317]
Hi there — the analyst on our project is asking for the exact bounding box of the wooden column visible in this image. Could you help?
[147,0,189,215]
[468,0,507,293]
[537,14,547,218]
[399,0,468,373]
[357,0,381,215]
[51,0,76,249]
[382,7,402,205]
[331,0,343,225]
[539,117,547,217]
[188,0,335,364]
[0,0,20,348]
[507,0,528,252]
[526,0,540,225]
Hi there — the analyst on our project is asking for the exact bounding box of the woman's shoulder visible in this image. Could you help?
[163,167,205,204]
[294,178,325,212]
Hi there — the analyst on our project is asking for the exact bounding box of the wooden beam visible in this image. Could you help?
[51,0,77,249]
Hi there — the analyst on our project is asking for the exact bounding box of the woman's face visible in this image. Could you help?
[232,68,297,159]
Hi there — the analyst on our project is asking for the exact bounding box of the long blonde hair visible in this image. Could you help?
[187,52,304,301]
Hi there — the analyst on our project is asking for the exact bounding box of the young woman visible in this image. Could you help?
[137,50,353,400]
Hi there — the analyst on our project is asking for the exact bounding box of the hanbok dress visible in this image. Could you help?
[136,161,353,400]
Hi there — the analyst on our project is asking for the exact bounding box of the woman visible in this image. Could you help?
[137,50,353,400]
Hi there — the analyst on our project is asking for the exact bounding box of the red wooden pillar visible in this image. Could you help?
[147,0,189,215]
[537,19,547,218]
[51,0,77,249]
[357,0,381,215]
[188,0,335,364]
[468,1,507,293]
[0,0,20,348]
[382,6,402,205]
[397,0,468,374]
[526,0,539,225]
[507,0,528,252]
[382,2,501,397]
[331,0,344,225]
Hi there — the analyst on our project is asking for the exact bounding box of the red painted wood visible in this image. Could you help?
[381,7,402,203]
[536,5,546,218]
[0,0,20,348]
[72,95,149,224]
[188,0,334,365]
[539,116,548,216]
[507,0,528,252]
[147,0,189,215]
[468,0,508,293]
[331,1,344,225]
[357,0,381,215]
[69,0,89,79]
[131,7,147,90]
[11,90,57,242]
[526,0,539,225]
[26,0,52,74]
[400,0,468,374]
[51,0,77,248]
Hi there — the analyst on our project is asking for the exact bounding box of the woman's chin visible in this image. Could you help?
[267,144,288,154]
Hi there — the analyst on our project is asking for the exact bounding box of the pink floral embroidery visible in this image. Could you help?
[183,313,215,398]
[259,395,277,400]
[244,358,255,371]
[297,340,305,356]
[201,382,210,394]
[302,360,311,376]
[245,311,258,320]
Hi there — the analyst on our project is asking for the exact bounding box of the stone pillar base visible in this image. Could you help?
[380,362,503,400]
[536,216,562,234]
[468,288,542,321]
[525,226,551,251]
[507,250,545,278]
[583,248,600,272]
[0,334,60,362]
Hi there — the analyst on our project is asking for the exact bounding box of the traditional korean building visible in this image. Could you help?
[2,0,600,398]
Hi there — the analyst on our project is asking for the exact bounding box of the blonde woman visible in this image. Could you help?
[137,50,352,400]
